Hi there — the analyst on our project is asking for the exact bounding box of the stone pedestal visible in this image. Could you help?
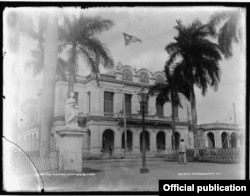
[56,126,86,172]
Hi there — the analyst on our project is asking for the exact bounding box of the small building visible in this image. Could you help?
[197,123,243,149]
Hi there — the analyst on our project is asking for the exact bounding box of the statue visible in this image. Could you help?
[65,92,78,127]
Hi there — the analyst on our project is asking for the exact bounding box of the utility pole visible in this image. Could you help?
[233,102,237,131]
[122,84,127,154]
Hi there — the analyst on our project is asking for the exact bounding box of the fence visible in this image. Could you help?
[10,155,59,174]
[197,148,241,162]
[164,148,241,163]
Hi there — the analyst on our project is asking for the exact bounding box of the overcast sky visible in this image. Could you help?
[14,6,246,125]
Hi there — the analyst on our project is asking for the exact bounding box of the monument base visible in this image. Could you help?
[56,126,86,172]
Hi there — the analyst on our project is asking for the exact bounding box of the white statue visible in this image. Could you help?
[65,92,78,127]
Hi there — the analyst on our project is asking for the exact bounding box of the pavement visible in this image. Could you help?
[41,158,245,192]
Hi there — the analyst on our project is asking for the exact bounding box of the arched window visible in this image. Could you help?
[207,132,215,148]
[139,72,149,83]
[155,75,164,84]
[122,69,133,81]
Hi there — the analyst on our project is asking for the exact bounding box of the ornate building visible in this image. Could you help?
[52,65,193,155]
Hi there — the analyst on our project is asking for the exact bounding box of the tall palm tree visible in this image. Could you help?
[24,12,68,80]
[59,12,114,96]
[208,9,243,59]
[5,9,37,143]
[39,10,59,156]
[149,65,190,150]
[165,19,222,150]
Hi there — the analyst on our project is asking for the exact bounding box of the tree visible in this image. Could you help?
[208,9,243,59]
[149,65,190,150]
[39,10,59,156]
[59,12,114,96]
[24,11,68,80]
[165,19,222,150]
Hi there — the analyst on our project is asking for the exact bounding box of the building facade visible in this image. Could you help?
[197,123,243,149]
[52,65,193,155]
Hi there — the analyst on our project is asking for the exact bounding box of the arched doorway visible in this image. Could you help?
[230,132,238,148]
[174,132,180,150]
[102,129,114,153]
[157,131,165,152]
[207,132,215,148]
[221,132,229,148]
[140,130,150,152]
[122,130,133,152]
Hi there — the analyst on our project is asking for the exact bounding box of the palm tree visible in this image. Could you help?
[208,9,243,59]
[149,65,190,150]
[5,9,37,143]
[39,10,59,156]
[59,12,114,96]
[24,12,68,80]
[165,19,222,150]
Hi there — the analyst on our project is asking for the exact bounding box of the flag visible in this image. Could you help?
[122,32,142,46]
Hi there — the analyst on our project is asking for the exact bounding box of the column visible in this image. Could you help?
[90,87,101,115]
[90,125,101,154]
[150,130,157,154]
[215,131,222,148]
[132,130,140,154]
[165,130,172,150]
[114,130,122,155]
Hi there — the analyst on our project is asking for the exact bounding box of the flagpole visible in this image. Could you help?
[122,84,128,154]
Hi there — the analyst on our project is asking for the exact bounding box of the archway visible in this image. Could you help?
[221,132,229,148]
[174,132,180,150]
[157,131,165,152]
[207,132,215,148]
[102,129,114,153]
[122,130,133,152]
[140,130,150,152]
[230,132,238,148]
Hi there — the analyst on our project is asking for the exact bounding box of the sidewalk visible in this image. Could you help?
[41,159,244,192]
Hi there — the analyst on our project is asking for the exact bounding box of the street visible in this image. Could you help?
[41,158,245,191]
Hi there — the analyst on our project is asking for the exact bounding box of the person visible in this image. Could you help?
[179,139,188,164]
[109,145,113,157]
[65,92,78,127]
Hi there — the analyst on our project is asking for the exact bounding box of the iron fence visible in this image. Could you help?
[164,148,241,162]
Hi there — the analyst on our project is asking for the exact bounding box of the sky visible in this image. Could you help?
[10,6,246,125]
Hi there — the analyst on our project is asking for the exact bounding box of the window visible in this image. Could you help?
[104,92,114,114]
[174,105,178,118]
[156,75,164,84]
[122,69,132,81]
[156,102,164,117]
[125,94,132,114]
[139,72,149,83]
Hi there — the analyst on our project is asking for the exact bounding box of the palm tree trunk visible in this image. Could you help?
[95,72,100,87]
[40,11,58,157]
[190,85,198,152]
[170,91,176,150]
[67,65,75,97]
[94,52,100,87]
[67,45,77,96]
